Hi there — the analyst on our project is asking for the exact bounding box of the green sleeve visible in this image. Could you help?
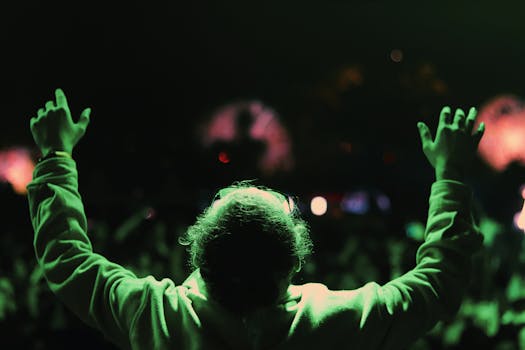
[27,157,151,349]
[374,180,483,348]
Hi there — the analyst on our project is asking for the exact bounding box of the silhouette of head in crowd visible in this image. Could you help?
[180,182,313,314]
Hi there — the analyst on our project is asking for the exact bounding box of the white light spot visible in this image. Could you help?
[311,196,328,216]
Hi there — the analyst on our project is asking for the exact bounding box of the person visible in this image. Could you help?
[27,88,485,349]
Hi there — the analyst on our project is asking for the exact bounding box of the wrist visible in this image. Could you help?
[40,142,73,156]
[435,167,464,182]
[38,150,72,163]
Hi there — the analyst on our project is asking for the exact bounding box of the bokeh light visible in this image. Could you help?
[515,185,525,232]
[144,207,156,220]
[218,151,230,164]
[405,221,425,241]
[390,49,403,63]
[341,191,369,214]
[476,96,525,171]
[376,194,391,212]
[202,101,294,174]
[310,196,327,216]
[0,148,34,195]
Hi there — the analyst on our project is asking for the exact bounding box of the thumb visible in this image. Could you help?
[473,122,485,148]
[417,122,433,149]
[77,108,91,131]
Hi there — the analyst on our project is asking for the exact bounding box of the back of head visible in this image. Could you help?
[180,183,312,314]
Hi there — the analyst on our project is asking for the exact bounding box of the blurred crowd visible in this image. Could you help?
[2,171,525,349]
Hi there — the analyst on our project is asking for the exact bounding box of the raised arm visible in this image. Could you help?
[417,106,484,182]
[371,106,486,347]
[27,89,158,348]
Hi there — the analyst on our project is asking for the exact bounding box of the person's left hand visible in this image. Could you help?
[30,88,91,156]
[417,106,484,181]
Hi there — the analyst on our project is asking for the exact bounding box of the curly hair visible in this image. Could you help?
[179,182,312,312]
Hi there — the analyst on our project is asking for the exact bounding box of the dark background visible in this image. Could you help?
[3,0,525,214]
[2,0,525,348]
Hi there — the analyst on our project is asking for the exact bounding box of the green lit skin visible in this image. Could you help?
[417,106,485,182]
[30,88,91,157]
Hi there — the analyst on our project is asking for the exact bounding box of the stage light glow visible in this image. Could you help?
[513,211,524,231]
[202,101,294,174]
[515,186,525,232]
[405,221,425,241]
[144,207,156,220]
[218,151,230,164]
[310,196,327,216]
[0,148,34,195]
[476,96,525,171]
[390,49,403,63]
[337,66,363,89]
[376,194,391,212]
[341,191,369,214]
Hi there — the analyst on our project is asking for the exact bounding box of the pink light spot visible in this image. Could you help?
[202,101,294,174]
[0,148,35,194]
[145,207,156,220]
[514,210,525,231]
[476,96,525,171]
[202,105,237,145]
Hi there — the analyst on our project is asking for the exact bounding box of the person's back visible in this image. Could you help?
[27,89,484,349]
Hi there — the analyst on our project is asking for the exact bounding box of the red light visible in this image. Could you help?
[218,151,230,164]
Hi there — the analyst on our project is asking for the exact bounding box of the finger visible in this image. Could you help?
[77,108,91,130]
[30,117,37,132]
[465,107,477,133]
[417,122,433,149]
[37,108,45,117]
[45,100,55,111]
[438,106,452,131]
[55,88,68,108]
[473,122,485,147]
[453,108,466,129]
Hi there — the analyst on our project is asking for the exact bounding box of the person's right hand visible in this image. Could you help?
[417,106,485,181]
[30,88,91,157]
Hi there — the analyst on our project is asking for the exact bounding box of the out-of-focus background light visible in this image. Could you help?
[405,221,425,241]
[515,185,525,232]
[341,191,369,215]
[376,194,391,212]
[201,101,293,175]
[476,96,525,171]
[0,148,34,195]
[390,49,403,63]
[218,151,230,164]
[310,196,328,216]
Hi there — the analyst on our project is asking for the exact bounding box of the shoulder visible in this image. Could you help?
[292,282,382,323]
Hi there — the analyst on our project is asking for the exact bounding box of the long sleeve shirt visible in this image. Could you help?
[27,157,482,350]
